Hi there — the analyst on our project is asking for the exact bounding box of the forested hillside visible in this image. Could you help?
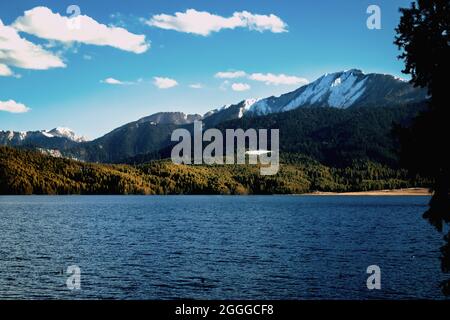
[118,103,427,166]
[0,146,429,195]
[217,103,426,167]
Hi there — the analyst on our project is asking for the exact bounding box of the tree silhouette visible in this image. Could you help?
[395,0,450,294]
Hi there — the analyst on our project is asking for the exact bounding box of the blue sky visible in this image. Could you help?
[0,0,412,138]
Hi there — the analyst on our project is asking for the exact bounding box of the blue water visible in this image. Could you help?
[0,195,446,299]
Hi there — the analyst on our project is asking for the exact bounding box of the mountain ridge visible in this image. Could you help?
[0,69,428,165]
[245,69,426,115]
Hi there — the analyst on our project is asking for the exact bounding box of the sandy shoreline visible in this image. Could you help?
[308,188,432,196]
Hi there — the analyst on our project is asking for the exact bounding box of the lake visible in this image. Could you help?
[0,195,446,299]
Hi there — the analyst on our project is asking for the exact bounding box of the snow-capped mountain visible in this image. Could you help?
[244,69,427,116]
[44,127,87,142]
[202,99,260,126]
[0,127,86,148]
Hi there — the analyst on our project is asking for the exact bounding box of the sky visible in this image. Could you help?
[0,0,413,139]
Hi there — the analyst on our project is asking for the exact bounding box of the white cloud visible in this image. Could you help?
[147,9,287,36]
[101,77,125,85]
[216,69,309,87]
[236,11,288,33]
[100,77,146,86]
[101,77,143,85]
[189,83,203,89]
[249,73,309,86]
[215,71,247,79]
[0,64,13,76]
[231,83,251,91]
[0,19,65,71]
[13,6,150,54]
[0,100,30,113]
[153,77,178,89]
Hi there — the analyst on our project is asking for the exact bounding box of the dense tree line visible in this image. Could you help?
[217,103,427,168]
[29,102,426,167]
[0,146,430,195]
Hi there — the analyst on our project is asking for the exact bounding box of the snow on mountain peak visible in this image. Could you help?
[243,98,260,109]
[204,69,425,120]
[327,72,367,108]
[237,98,260,118]
[282,69,368,111]
[246,98,272,115]
[241,68,426,116]
[53,127,73,135]
[46,127,87,142]
[331,78,342,87]
[6,131,14,141]
[19,131,27,140]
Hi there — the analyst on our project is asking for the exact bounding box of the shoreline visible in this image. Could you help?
[0,188,433,197]
[307,188,432,196]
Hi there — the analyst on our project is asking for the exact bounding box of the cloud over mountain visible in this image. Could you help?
[0,100,30,113]
[249,73,309,86]
[231,83,251,91]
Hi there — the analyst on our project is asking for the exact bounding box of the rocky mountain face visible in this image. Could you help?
[136,112,202,125]
[245,69,427,115]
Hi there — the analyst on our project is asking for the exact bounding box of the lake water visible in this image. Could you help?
[0,195,446,299]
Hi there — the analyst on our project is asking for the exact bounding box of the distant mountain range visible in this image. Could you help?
[0,127,86,151]
[0,69,428,165]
